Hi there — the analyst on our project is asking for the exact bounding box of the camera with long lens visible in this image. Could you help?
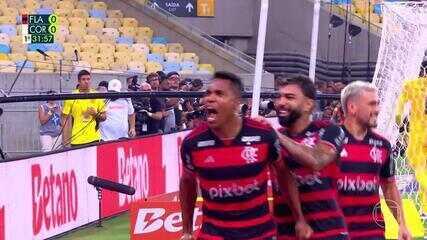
[127,75,140,91]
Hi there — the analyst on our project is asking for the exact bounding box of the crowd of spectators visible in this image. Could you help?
[36,70,349,152]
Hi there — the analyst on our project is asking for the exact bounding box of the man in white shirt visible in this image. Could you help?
[100,79,136,141]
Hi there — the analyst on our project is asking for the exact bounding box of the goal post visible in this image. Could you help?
[372,1,427,218]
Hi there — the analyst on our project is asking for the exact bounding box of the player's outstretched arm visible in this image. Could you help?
[179,169,197,239]
[273,160,313,239]
[276,125,345,171]
[381,180,412,240]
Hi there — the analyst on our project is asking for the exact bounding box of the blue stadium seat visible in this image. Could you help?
[90,9,107,19]
[27,43,48,52]
[163,62,181,74]
[116,36,134,45]
[180,61,197,72]
[332,0,351,4]
[373,4,382,15]
[152,36,168,44]
[0,25,16,36]
[147,53,164,63]
[47,43,64,52]
[16,60,34,71]
[0,44,10,54]
[36,8,54,15]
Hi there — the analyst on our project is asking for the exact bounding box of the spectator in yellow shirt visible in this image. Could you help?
[62,70,106,147]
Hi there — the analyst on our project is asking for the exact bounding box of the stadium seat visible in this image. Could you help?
[89,9,106,19]
[98,52,114,64]
[8,53,26,62]
[80,51,97,63]
[9,35,21,45]
[63,43,80,53]
[16,59,34,72]
[109,62,126,72]
[35,8,54,15]
[180,61,197,73]
[66,34,84,44]
[135,35,151,45]
[145,61,162,73]
[115,43,132,52]
[198,63,214,74]
[107,10,123,18]
[182,52,199,64]
[81,43,99,53]
[0,33,10,45]
[26,51,44,62]
[167,43,184,53]
[92,61,110,73]
[92,1,107,10]
[150,43,167,55]
[71,9,89,18]
[0,25,16,36]
[40,1,57,9]
[374,4,382,15]
[87,18,104,29]
[163,61,181,74]
[83,35,100,43]
[54,34,66,43]
[55,8,72,18]
[1,8,18,16]
[36,61,55,72]
[99,35,115,44]
[102,27,119,38]
[116,36,133,45]
[119,27,137,38]
[57,1,74,9]
[152,36,168,45]
[58,17,70,27]
[10,43,26,54]
[73,60,91,72]
[122,18,138,28]
[114,51,131,64]
[99,43,115,54]
[0,16,17,25]
[58,25,70,37]
[130,52,147,62]
[137,27,153,38]
[0,53,8,61]
[105,18,121,29]
[69,26,87,36]
[0,60,16,72]
[27,43,47,52]
[147,53,164,63]
[47,43,64,52]
[132,43,149,55]
[76,1,91,10]
[68,17,87,27]
[87,27,103,37]
[165,52,182,62]
[25,1,40,11]
[127,61,145,73]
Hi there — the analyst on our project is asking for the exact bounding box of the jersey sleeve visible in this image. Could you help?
[62,100,73,115]
[380,142,396,179]
[318,124,345,153]
[267,128,281,163]
[180,138,196,172]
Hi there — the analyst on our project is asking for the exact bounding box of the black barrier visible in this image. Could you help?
[0,91,340,103]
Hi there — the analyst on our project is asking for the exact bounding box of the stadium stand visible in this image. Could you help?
[0,0,214,74]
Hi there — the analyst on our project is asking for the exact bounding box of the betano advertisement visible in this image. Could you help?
[0,131,191,239]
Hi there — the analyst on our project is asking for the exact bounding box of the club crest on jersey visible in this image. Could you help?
[370,146,383,164]
[241,146,259,164]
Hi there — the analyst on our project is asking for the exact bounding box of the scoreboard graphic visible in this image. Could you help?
[21,14,58,44]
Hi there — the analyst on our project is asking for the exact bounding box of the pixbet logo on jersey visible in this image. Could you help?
[208,180,261,199]
[337,176,379,193]
[31,164,78,235]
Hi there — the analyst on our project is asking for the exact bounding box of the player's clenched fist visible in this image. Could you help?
[295,220,313,239]
[180,233,194,240]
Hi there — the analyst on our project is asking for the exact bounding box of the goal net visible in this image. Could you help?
[372,1,427,216]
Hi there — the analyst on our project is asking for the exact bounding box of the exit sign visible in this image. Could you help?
[151,0,215,17]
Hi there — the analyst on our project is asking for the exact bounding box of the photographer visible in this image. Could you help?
[133,82,152,136]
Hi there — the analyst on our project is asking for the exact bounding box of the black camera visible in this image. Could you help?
[127,75,140,91]
[187,110,205,120]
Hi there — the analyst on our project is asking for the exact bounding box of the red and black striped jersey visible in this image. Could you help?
[273,120,349,240]
[337,126,395,240]
[181,118,281,240]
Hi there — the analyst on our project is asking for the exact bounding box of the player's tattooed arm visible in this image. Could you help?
[277,125,345,171]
